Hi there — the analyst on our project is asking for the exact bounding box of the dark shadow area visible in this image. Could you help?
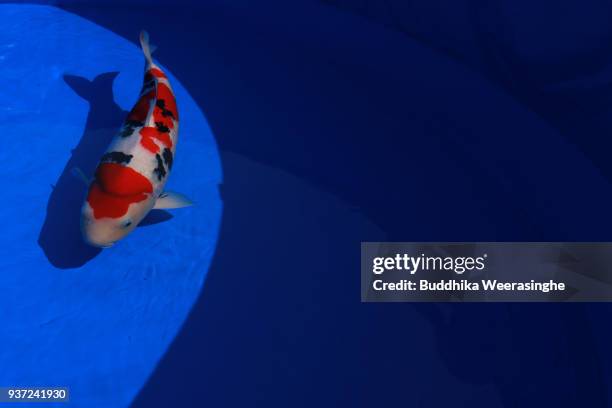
[38,72,125,269]
[139,210,173,227]
[325,0,612,190]
[134,152,391,407]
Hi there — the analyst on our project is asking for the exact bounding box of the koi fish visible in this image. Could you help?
[78,31,192,248]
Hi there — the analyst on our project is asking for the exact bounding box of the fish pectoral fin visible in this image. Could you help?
[71,167,91,186]
[154,191,194,209]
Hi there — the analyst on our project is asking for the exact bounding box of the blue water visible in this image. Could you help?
[0,5,221,407]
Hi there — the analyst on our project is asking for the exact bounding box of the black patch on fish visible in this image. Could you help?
[153,154,166,181]
[141,79,155,90]
[162,147,173,170]
[156,99,175,119]
[125,120,144,127]
[120,120,144,138]
[101,151,133,165]
[155,121,170,133]
[119,127,134,138]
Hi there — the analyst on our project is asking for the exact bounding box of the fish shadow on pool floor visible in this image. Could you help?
[38,72,172,269]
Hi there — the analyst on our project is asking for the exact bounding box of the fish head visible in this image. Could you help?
[80,162,156,248]
[81,198,152,248]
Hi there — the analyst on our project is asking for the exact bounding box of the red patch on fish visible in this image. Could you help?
[148,67,167,79]
[157,83,178,120]
[153,110,173,131]
[126,90,155,122]
[87,183,148,219]
[96,163,153,196]
[139,127,172,153]
[153,129,172,148]
[87,163,153,219]
[139,128,160,153]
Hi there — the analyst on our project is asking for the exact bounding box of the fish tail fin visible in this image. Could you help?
[139,30,156,66]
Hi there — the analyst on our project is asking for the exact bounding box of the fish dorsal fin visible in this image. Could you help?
[140,30,159,128]
[154,191,194,209]
[144,92,157,128]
